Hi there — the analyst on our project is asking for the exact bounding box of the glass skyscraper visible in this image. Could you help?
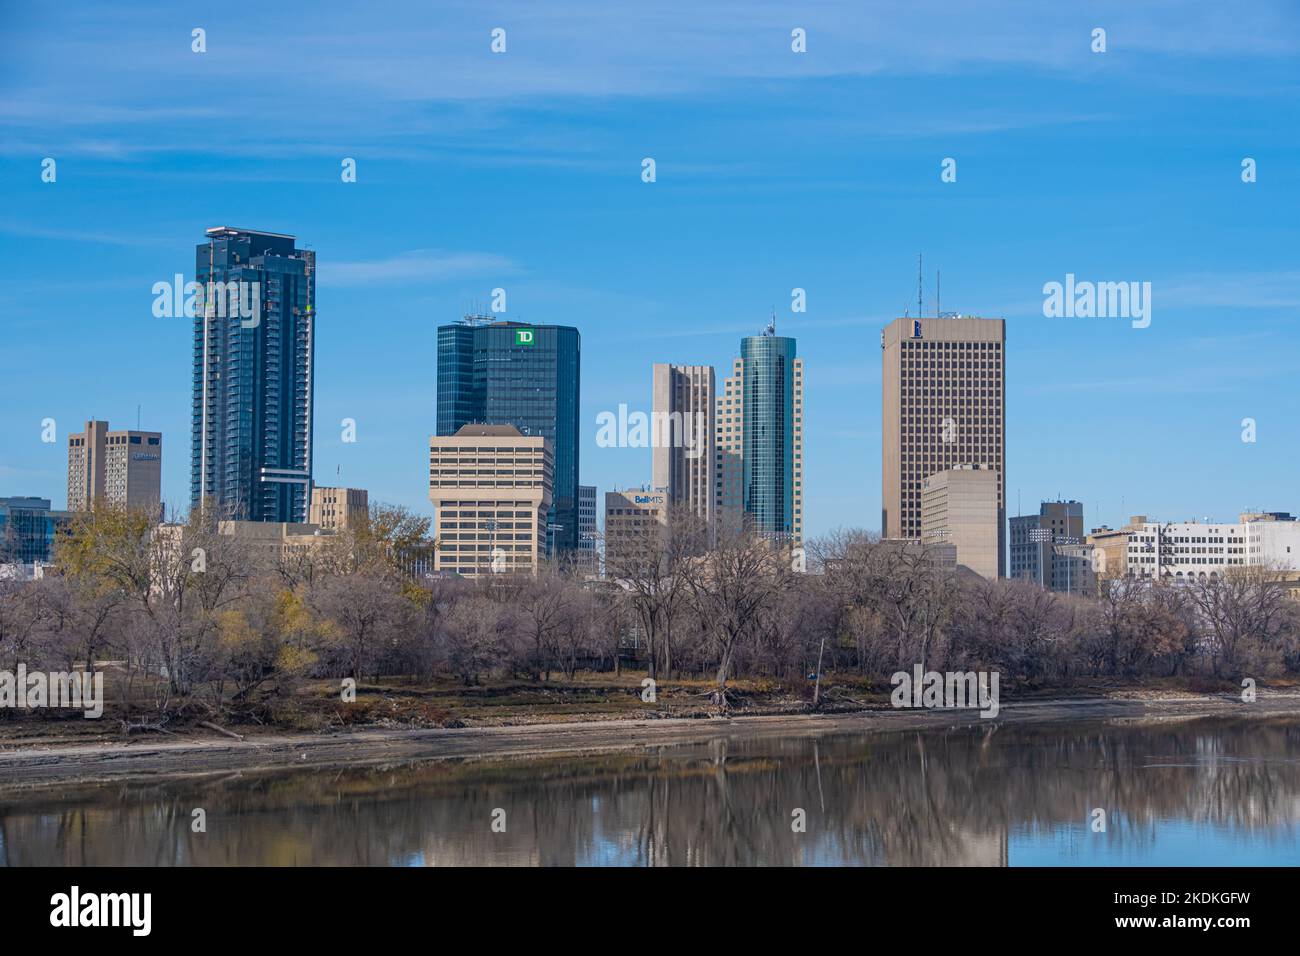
[436,320,580,553]
[717,327,803,543]
[191,227,316,522]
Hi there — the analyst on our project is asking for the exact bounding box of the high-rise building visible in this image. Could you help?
[436,320,580,553]
[309,486,369,533]
[651,364,715,524]
[428,424,553,576]
[577,484,598,572]
[67,420,162,517]
[921,466,1000,580]
[1010,500,1092,595]
[715,326,803,544]
[882,315,1005,576]
[191,226,316,523]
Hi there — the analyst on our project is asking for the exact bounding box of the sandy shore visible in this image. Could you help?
[1,693,1297,791]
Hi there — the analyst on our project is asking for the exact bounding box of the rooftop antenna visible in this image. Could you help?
[917,254,923,319]
[936,270,941,317]
[137,404,141,430]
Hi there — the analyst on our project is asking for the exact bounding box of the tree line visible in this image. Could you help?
[1,503,1297,726]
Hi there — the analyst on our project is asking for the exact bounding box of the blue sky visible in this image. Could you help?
[2,1,1298,539]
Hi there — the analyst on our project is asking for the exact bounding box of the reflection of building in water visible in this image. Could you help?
[5,718,1299,866]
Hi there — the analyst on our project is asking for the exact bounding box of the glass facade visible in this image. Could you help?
[741,334,797,540]
[436,321,580,552]
[191,228,315,522]
[0,497,73,565]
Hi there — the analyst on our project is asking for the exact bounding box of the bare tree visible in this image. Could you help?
[682,514,787,713]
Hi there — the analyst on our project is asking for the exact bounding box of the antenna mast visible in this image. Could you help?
[917,254,923,319]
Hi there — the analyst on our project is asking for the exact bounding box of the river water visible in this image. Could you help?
[2,715,1298,865]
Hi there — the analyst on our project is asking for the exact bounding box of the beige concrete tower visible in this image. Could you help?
[651,364,715,523]
[716,357,745,521]
[921,466,1000,580]
[428,424,553,576]
[67,420,163,517]
[882,316,1004,576]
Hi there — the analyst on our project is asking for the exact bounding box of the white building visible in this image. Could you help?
[1125,512,1300,582]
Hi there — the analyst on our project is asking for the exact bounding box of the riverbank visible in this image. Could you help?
[3,690,1299,792]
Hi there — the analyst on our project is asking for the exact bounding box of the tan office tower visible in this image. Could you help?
[651,364,715,523]
[67,420,163,517]
[921,466,1000,580]
[309,486,369,532]
[428,424,552,576]
[716,357,745,520]
[882,316,1004,576]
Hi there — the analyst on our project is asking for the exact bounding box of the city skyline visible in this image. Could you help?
[3,2,1299,540]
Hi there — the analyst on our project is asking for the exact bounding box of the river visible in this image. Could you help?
[2,714,1298,865]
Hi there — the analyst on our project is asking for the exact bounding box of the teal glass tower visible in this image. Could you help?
[740,329,800,542]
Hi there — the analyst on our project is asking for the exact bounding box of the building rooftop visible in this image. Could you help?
[205,226,296,240]
[451,424,526,438]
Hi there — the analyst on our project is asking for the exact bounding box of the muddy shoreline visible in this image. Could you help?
[1,693,1297,792]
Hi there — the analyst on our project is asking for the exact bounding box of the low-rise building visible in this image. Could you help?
[152,520,334,573]
[1010,500,1094,595]
[1123,512,1300,582]
[604,488,668,574]
[0,496,74,566]
[1087,516,1146,580]
[309,486,369,532]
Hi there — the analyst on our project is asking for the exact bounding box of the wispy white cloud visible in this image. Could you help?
[4,0,1296,162]
[322,249,519,287]
[0,218,168,247]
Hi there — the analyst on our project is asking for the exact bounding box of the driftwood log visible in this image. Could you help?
[198,720,245,741]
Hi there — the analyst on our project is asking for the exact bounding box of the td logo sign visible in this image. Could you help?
[515,329,534,346]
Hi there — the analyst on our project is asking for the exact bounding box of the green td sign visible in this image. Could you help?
[514,329,534,346]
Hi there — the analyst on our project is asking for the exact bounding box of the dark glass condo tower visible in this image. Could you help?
[191,227,315,522]
[437,321,580,553]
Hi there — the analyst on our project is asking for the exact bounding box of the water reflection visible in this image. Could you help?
[2,716,1299,866]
